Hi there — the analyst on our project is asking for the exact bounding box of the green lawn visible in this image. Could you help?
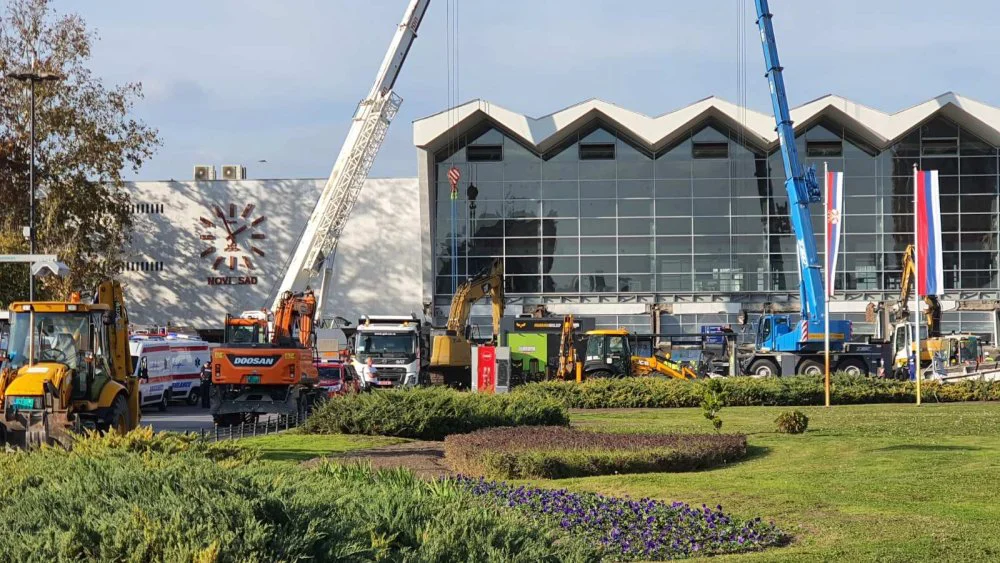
[566,403,1000,562]
[241,432,407,462]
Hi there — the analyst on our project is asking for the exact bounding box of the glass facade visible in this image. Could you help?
[432,115,1000,335]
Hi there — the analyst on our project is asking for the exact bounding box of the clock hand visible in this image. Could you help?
[216,207,235,239]
[231,225,247,238]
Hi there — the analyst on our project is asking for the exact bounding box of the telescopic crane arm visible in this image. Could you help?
[272,0,431,322]
[753,0,826,324]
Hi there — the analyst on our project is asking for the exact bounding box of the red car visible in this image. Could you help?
[314,360,358,397]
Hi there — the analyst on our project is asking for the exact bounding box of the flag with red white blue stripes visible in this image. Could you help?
[915,169,944,296]
[825,170,844,298]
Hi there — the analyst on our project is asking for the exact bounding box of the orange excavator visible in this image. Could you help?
[209,290,321,425]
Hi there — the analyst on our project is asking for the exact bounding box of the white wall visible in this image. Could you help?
[122,177,422,329]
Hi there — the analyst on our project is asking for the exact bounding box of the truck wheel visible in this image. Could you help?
[797,359,823,377]
[748,359,779,378]
[187,388,200,406]
[837,358,867,377]
[157,392,169,412]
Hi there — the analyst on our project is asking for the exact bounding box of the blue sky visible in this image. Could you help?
[66,0,1000,181]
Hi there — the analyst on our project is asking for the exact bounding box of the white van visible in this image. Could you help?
[129,336,175,411]
[163,335,212,405]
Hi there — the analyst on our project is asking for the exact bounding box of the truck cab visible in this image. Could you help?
[351,315,425,389]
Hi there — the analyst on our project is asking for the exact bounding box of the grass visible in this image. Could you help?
[233,402,1000,560]
[241,432,407,462]
[565,403,1000,561]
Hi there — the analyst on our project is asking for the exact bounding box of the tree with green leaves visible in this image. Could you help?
[0,0,159,306]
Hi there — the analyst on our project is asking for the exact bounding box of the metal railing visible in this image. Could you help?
[200,412,307,442]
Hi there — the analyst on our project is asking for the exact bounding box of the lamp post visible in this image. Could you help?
[5,69,64,300]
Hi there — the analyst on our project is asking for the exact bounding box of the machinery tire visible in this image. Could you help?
[106,395,130,435]
[186,388,200,406]
[797,359,824,377]
[837,357,868,377]
[748,359,780,378]
[587,370,614,379]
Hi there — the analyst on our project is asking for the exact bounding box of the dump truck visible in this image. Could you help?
[351,314,427,389]
[0,281,139,448]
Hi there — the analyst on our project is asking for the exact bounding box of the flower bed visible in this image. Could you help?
[301,386,568,440]
[456,476,786,560]
[445,426,747,479]
[513,374,1000,409]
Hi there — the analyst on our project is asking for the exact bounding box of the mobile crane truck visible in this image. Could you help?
[741,0,881,377]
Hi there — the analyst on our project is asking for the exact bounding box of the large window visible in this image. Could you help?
[433,115,1000,306]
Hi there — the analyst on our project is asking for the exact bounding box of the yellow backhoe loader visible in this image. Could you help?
[0,281,139,448]
[582,328,699,380]
[429,259,504,387]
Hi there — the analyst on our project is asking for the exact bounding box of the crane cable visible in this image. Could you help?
[446,0,461,295]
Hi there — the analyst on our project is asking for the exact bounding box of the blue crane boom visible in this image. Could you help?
[753,0,824,322]
[752,0,852,352]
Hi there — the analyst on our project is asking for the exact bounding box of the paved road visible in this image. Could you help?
[142,405,282,434]
[142,405,216,434]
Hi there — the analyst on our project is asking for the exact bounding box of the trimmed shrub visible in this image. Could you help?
[513,374,1000,409]
[445,426,748,479]
[0,431,600,562]
[775,411,809,434]
[302,386,569,440]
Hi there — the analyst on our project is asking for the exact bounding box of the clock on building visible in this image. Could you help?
[198,202,267,271]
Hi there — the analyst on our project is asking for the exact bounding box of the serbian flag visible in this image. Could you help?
[825,170,844,297]
[915,169,944,296]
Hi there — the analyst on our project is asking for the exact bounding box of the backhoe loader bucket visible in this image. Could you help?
[1,409,75,450]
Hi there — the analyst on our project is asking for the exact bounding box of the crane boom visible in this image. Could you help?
[273,0,431,321]
[753,0,825,323]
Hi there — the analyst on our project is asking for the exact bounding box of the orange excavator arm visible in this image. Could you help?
[272,289,318,347]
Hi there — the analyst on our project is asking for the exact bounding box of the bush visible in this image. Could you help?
[445,426,748,479]
[302,386,569,440]
[513,374,1000,409]
[0,431,599,562]
[775,411,809,434]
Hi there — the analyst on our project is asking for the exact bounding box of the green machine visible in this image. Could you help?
[500,317,595,385]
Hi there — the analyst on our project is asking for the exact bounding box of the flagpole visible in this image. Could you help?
[913,164,922,406]
[824,162,831,408]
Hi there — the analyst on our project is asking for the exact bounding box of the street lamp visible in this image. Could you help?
[5,69,64,300]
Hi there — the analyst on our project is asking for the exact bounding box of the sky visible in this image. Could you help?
[62,0,1000,181]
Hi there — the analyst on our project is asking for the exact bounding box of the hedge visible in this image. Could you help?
[302,386,569,440]
[0,431,599,562]
[445,426,748,479]
[512,374,1000,409]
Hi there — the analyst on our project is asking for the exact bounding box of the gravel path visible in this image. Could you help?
[312,441,453,480]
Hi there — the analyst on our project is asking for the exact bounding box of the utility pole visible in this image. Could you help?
[5,68,64,300]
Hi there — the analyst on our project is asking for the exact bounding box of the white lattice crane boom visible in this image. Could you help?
[273,0,431,320]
